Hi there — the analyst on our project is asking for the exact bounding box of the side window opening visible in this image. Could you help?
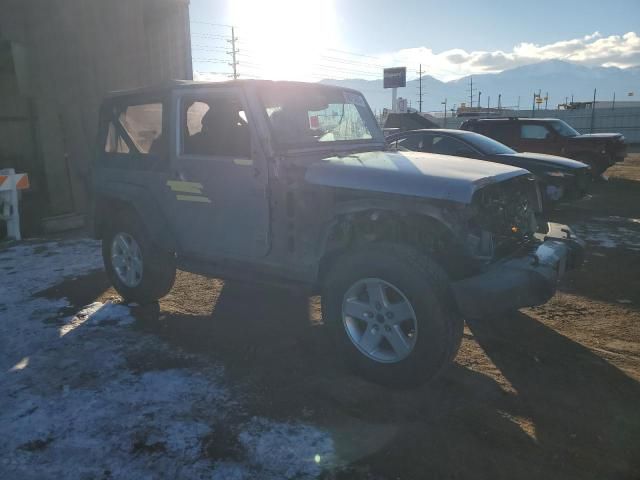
[430,136,475,156]
[186,101,210,136]
[181,94,250,158]
[488,122,514,144]
[395,134,424,152]
[521,124,550,140]
[104,102,163,155]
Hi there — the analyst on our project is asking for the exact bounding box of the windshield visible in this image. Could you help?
[259,84,385,148]
[463,131,516,155]
[548,119,580,137]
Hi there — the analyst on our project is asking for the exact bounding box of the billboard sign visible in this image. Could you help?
[383,67,406,89]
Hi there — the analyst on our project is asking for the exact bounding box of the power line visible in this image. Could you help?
[326,48,382,60]
[191,33,231,40]
[318,55,386,70]
[190,20,233,28]
[192,58,230,63]
[237,47,385,72]
[192,45,234,53]
[237,53,383,79]
[194,71,234,76]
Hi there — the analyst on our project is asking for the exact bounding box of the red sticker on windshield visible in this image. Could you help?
[309,115,320,129]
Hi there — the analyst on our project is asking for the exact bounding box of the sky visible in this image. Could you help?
[189,0,640,82]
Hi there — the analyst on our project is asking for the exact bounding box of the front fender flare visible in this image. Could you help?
[313,198,462,280]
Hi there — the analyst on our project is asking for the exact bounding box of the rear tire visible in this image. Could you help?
[322,243,463,387]
[102,212,176,303]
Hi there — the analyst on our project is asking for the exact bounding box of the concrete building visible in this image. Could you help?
[0,0,191,233]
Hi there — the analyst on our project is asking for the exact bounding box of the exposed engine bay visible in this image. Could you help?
[467,175,542,260]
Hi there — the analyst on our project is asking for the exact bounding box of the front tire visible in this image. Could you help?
[102,212,176,303]
[575,152,608,178]
[322,244,463,387]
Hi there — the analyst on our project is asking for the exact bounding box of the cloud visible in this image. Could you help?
[380,31,640,80]
[192,30,640,83]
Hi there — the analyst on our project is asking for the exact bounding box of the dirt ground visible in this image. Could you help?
[6,155,640,479]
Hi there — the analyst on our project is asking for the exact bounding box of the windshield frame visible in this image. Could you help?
[458,130,517,155]
[256,83,386,152]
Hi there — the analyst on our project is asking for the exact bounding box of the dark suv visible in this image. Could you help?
[460,117,626,176]
[92,80,583,386]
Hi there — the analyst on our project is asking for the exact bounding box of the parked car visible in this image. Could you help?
[386,128,591,207]
[92,80,583,386]
[460,117,626,176]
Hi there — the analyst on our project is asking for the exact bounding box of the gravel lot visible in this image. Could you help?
[1,155,640,479]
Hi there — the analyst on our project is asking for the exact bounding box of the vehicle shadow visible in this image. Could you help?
[139,281,640,480]
[467,312,640,479]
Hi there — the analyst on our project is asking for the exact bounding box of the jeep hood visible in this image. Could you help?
[305,150,529,204]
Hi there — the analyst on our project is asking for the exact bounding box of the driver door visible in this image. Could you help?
[165,87,270,260]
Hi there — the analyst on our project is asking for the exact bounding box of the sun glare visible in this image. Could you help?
[230,0,340,81]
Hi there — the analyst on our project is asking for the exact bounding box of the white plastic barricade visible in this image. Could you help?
[0,168,30,240]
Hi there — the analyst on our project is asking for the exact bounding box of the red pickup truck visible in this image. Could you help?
[461,117,626,177]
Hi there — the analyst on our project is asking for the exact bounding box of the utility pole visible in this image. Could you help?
[517,96,521,110]
[590,88,597,133]
[612,92,616,110]
[487,95,490,111]
[227,26,239,79]
[468,76,476,108]
[498,94,502,111]
[477,91,482,110]
[418,64,423,113]
[442,98,447,126]
[531,92,536,117]
[545,92,549,110]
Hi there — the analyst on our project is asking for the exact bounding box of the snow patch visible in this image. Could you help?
[238,418,334,478]
[59,301,134,337]
[1,239,336,479]
[211,418,335,479]
[571,221,640,252]
[592,216,640,225]
[1,239,102,370]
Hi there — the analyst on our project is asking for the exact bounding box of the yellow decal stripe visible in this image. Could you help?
[176,194,211,203]
[233,158,254,166]
[166,180,204,194]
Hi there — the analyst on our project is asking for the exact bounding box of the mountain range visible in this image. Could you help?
[321,60,640,113]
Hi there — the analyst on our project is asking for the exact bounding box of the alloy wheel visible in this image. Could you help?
[342,278,418,363]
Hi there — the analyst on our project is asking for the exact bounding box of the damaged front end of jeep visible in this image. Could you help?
[462,174,542,261]
[451,174,584,319]
[306,148,583,319]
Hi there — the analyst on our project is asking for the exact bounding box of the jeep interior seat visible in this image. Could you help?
[187,101,249,157]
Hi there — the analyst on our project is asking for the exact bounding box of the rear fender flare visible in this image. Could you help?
[93,182,176,252]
